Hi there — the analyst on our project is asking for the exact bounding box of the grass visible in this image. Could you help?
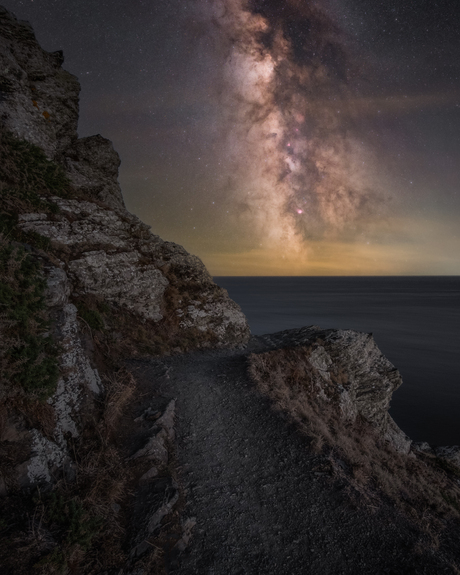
[0,130,71,201]
[0,129,198,573]
[0,368,136,574]
[248,345,460,532]
[0,130,75,252]
[0,238,60,400]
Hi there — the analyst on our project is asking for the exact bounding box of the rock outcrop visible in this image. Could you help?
[0,5,250,343]
[0,7,79,158]
[250,326,412,453]
[0,4,249,497]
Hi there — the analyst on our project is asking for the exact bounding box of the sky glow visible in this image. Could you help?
[3,0,460,275]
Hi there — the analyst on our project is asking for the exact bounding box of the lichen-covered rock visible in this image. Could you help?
[25,429,70,485]
[17,197,250,342]
[50,300,102,436]
[3,264,102,490]
[19,198,149,250]
[0,7,80,158]
[69,251,169,321]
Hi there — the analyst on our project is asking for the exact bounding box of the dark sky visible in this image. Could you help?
[3,0,460,275]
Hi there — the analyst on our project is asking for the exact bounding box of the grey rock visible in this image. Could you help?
[384,416,412,455]
[138,466,159,484]
[434,445,460,469]
[63,135,125,209]
[129,431,168,466]
[69,250,168,321]
[0,7,80,158]
[44,265,70,308]
[412,441,434,454]
[18,199,143,250]
[253,326,411,453]
[3,4,250,346]
[13,265,103,489]
[172,516,196,554]
[25,429,69,485]
[130,400,176,468]
[155,399,176,441]
[130,477,179,559]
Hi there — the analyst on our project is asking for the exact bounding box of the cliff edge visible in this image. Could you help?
[1,6,460,575]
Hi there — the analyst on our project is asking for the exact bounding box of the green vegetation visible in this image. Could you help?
[45,492,104,550]
[29,492,104,573]
[76,301,105,332]
[0,240,60,399]
[0,129,72,250]
[0,130,71,201]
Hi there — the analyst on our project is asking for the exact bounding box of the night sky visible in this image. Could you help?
[3,0,460,275]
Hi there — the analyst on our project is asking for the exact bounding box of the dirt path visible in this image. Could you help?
[130,334,457,575]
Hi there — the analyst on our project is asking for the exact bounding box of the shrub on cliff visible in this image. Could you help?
[0,238,60,399]
[0,129,72,250]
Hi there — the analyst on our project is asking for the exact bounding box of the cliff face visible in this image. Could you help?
[250,326,412,454]
[0,6,250,345]
[0,5,249,494]
[4,7,460,574]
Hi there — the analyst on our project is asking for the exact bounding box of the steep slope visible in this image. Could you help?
[0,6,248,572]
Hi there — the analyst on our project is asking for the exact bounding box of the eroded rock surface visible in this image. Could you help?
[63,134,126,209]
[253,325,412,452]
[0,7,79,158]
[2,6,250,346]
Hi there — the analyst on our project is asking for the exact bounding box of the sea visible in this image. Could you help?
[214,276,460,447]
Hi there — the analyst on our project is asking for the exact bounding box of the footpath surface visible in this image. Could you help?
[130,332,458,575]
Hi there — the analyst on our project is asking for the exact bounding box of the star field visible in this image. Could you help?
[3,0,460,275]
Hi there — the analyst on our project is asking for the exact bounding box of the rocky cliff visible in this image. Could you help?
[249,326,412,453]
[0,8,251,570]
[1,6,459,575]
[0,4,250,488]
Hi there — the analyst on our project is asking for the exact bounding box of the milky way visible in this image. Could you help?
[2,0,460,274]
[200,0,388,264]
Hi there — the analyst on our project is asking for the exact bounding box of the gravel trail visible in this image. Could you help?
[131,333,457,575]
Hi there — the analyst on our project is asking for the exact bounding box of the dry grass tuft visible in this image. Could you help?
[0,367,138,573]
[103,368,136,436]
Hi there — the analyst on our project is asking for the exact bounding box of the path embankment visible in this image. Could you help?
[129,331,460,575]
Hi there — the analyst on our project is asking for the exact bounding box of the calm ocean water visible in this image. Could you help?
[214,276,460,447]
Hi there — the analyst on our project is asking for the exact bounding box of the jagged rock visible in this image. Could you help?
[412,441,435,455]
[69,251,169,321]
[155,399,176,440]
[435,446,460,470]
[63,134,126,209]
[173,517,196,553]
[130,477,179,559]
[3,7,250,346]
[25,429,70,485]
[252,326,412,453]
[13,267,103,488]
[18,198,149,250]
[0,7,80,158]
[139,466,159,484]
[130,399,176,466]
[44,265,70,308]
[130,431,169,466]
[17,200,250,341]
